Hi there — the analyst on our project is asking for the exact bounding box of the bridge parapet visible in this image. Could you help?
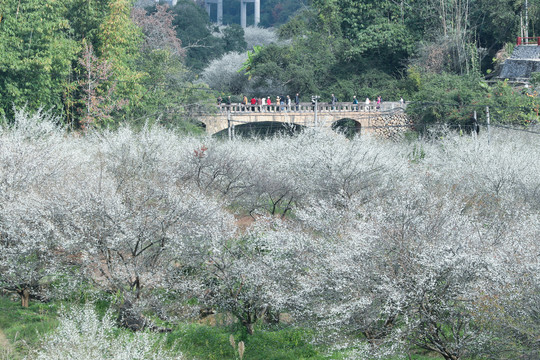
[218,102,405,114]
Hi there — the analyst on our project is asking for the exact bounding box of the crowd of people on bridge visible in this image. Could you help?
[216,94,405,112]
[217,94,300,111]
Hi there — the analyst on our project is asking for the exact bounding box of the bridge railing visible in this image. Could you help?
[517,37,540,45]
[217,102,405,114]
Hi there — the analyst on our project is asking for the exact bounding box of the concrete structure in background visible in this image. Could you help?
[499,41,540,82]
[205,0,260,28]
[204,0,223,25]
[157,0,260,28]
[240,0,260,28]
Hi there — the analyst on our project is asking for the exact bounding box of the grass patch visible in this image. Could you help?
[167,323,326,360]
[0,296,59,359]
[168,323,236,360]
[241,327,323,360]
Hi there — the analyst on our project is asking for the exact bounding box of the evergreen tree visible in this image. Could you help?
[0,0,78,119]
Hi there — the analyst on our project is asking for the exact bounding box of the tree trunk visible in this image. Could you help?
[242,320,254,335]
[20,288,30,308]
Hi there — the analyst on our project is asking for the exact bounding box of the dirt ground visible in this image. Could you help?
[235,215,256,232]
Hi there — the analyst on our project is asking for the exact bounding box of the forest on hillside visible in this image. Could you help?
[2,0,540,129]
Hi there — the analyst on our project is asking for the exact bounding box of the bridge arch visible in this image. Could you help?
[213,121,306,138]
[332,118,362,138]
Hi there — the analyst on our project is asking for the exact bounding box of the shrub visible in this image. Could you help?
[30,304,183,360]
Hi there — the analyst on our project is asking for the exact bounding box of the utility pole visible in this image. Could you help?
[312,95,320,127]
[521,13,524,39]
[473,110,478,140]
[486,106,491,144]
[227,107,232,140]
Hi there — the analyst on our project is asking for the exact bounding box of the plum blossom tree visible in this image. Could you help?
[243,26,279,50]
[58,127,236,320]
[0,109,78,307]
[286,149,528,359]
[201,52,249,94]
[196,217,313,335]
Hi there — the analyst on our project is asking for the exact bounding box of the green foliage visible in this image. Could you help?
[0,0,217,129]
[353,70,409,101]
[240,327,321,360]
[259,0,303,28]
[250,0,418,100]
[474,0,520,51]
[171,0,225,73]
[130,47,201,129]
[67,0,109,46]
[408,72,488,127]
[223,24,247,53]
[126,3,215,131]
[249,34,339,96]
[406,66,422,93]
[249,0,535,101]
[98,0,144,117]
[0,0,78,119]
[239,45,262,80]
[408,72,540,128]
[486,81,540,125]
[531,72,540,88]
[336,0,417,72]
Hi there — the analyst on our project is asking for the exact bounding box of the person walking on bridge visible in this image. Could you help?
[243,95,248,111]
[295,93,300,111]
[352,96,358,111]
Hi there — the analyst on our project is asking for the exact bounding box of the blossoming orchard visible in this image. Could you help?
[2,109,540,359]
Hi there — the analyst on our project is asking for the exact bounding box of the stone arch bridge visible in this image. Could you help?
[199,102,410,136]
